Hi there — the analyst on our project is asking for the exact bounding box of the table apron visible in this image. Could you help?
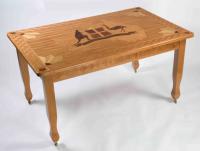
[48,42,180,82]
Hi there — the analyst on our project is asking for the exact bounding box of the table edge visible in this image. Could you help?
[7,7,194,77]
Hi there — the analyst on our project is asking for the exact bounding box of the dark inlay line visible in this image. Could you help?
[75,31,136,47]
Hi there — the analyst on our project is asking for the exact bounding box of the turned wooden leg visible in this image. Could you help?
[42,76,59,145]
[132,60,139,73]
[171,40,186,103]
[17,50,32,104]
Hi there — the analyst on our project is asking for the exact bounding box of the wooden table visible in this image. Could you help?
[7,7,193,145]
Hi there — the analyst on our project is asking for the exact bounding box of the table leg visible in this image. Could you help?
[17,50,32,104]
[42,76,59,145]
[132,60,139,73]
[171,40,186,103]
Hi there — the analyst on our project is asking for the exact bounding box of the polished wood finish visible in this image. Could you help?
[171,40,186,103]
[17,50,32,104]
[7,7,193,144]
[42,75,59,144]
[7,7,193,77]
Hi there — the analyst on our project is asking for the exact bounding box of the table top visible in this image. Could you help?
[8,7,193,76]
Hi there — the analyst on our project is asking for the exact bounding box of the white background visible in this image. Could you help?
[0,0,200,151]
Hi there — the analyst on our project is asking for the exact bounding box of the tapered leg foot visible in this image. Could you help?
[132,60,139,73]
[17,50,33,104]
[171,91,178,104]
[171,40,186,103]
[51,132,59,145]
[25,92,32,104]
[28,100,31,105]
[42,76,60,144]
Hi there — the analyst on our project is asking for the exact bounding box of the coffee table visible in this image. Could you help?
[7,7,193,145]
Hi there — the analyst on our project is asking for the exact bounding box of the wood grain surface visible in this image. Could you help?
[7,7,193,78]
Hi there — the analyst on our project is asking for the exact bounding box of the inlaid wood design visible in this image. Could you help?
[8,32,47,74]
[22,32,40,39]
[159,28,178,36]
[74,24,137,46]
[127,10,146,17]
[7,7,193,76]
[7,7,193,145]
[39,55,63,65]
